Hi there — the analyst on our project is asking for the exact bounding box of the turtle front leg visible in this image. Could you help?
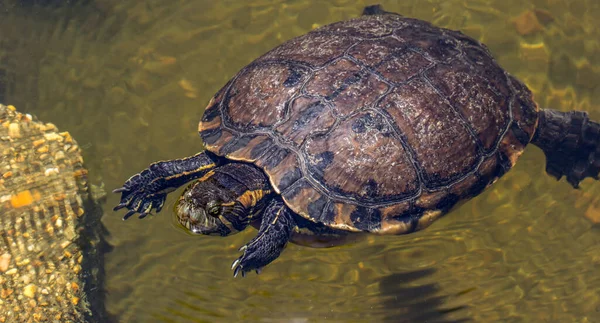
[232,197,295,277]
[113,151,222,219]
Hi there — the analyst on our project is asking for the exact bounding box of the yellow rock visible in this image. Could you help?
[23,284,36,298]
[0,254,10,272]
[178,78,197,93]
[512,9,553,36]
[519,42,549,64]
[7,123,20,138]
[585,196,600,223]
[10,190,34,208]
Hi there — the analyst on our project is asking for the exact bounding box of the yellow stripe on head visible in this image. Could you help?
[197,163,216,172]
[237,189,270,208]
[218,215,236,232]
[197,170,216,182]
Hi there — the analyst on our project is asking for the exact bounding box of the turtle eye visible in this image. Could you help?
[207,201,221,217]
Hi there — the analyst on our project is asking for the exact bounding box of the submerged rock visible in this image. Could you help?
[0,104,110,323]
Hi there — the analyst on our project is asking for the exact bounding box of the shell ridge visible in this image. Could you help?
[372,107,429,190]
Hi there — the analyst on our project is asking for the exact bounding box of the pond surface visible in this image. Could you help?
[1,0,600,322]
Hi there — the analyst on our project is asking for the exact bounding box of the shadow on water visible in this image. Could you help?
[80,197,118,323]
[0,69,6,105]
[378,268,470,323]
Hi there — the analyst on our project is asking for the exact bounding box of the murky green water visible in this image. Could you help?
[2,0,600,321]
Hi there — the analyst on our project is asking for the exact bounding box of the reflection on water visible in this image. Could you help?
[377,269,470,323]
[1,0,600,322]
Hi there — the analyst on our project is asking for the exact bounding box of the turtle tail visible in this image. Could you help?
[531,109,600,188]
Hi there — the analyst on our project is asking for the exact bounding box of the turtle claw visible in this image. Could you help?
[232,257,245,278]
[233,264,242,278]
[155,199,165,213]
[231,250,255,278]
[231,257,260,278]
[114,187,167,220]
[232,260,263,277]
[112,187,128,193]
[122,210,136,221]
[113,203,127,211]
[113,165,171,219]
[231,258,241,271]
[230,199,294,278]
[231,242,271,278]
[232,245,249,277]
[232,266,248,278]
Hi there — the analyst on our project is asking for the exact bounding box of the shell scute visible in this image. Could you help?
[375,49,432,84]
[304,111,420,204]
[347,37,407,67]
[259,33,357,67]
[224,63,310,131]
[275,96,336,147]
[281,178,327,222]
[379,78,479,187]
[304,58,389,118]
[426,59,511,152]
[394,21,460,62]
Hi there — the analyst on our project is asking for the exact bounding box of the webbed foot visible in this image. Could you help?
[231,198,295,277]
[114,152,220,219]
[113,187,166,220]
[231,244,266,277]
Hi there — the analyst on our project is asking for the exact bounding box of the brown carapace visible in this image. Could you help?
[115,5,600,277]
[198,9,538,235]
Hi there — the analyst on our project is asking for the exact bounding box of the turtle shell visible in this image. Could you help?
[198,13,539,234]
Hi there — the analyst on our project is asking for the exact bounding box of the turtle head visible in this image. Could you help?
[175,168,269,236]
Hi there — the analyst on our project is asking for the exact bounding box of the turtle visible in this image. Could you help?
[114,5,600,277]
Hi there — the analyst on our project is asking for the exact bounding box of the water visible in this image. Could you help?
[1,0,600,321]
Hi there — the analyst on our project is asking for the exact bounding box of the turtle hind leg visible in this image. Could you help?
[114,151,223,219]
[231,197,295,277]
[531,109,600,187]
